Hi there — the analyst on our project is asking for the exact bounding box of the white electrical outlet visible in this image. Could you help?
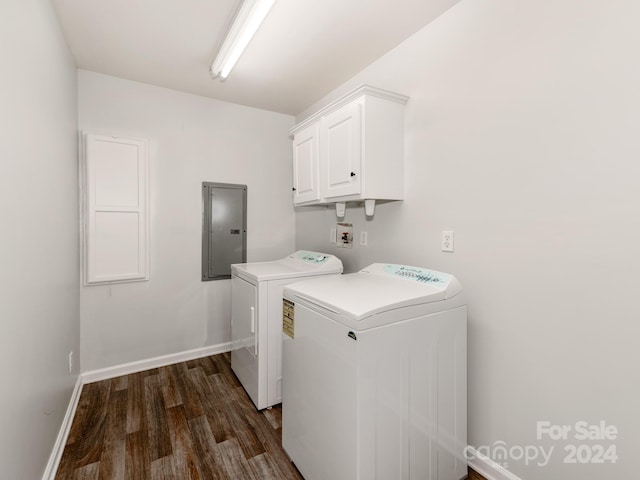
[442,230,454,252]
[68,351,73,373]
[330,228,337,244]
[360,231,368,246]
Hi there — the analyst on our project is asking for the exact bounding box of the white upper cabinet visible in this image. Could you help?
[292,124,320,205]
[290,85,408,213]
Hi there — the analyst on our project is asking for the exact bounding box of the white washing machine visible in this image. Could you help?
[230,250,343,410]
[282,263,467,480]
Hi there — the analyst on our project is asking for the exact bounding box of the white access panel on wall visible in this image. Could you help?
[83,133,149,285]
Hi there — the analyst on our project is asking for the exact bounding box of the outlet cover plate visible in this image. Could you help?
[442,230,454,252]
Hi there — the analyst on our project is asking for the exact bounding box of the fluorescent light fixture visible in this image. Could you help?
[210,0,276,80]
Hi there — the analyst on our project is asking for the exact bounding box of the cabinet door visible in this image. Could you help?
[321,101,362,199]
[292,124,320,204]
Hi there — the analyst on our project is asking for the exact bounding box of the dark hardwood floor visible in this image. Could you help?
[54,352,487,480]
[467,468,488,480]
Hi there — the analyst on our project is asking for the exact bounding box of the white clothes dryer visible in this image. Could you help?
[230,250,342,410]
[282,263,467,480]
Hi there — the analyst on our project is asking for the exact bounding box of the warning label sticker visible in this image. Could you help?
[283,299,294,339]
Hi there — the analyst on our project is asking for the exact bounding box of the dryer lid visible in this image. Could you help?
[283,263,463,322]
[231,250,343,281]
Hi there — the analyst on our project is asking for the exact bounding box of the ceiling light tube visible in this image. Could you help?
[210,0,276,80]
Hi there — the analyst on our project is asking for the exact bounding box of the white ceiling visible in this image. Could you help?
[52,0,461,115]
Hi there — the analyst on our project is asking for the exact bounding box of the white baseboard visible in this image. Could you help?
[42,375,83,480]
[81,341,232,384]
[467,446,523,480]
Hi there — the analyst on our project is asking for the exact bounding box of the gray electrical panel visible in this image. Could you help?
[202,182,247,281]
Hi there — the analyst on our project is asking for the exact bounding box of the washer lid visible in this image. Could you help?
[283,263,463,322]
[231,250,343,281]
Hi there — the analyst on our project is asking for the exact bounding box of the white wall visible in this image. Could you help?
[295,1,639,478]
[0,1,79,478]
[78,71,295,371]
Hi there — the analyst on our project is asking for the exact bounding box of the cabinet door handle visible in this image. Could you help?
[350,172,356,177]
[292,187,296,191]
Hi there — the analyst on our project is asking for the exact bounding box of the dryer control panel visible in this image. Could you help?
[382,264,451,285]
[361,263,452,286]
[291,251,331,264]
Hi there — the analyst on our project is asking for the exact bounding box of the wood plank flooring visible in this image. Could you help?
[55,353,302,480]
[55,352,487,480]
